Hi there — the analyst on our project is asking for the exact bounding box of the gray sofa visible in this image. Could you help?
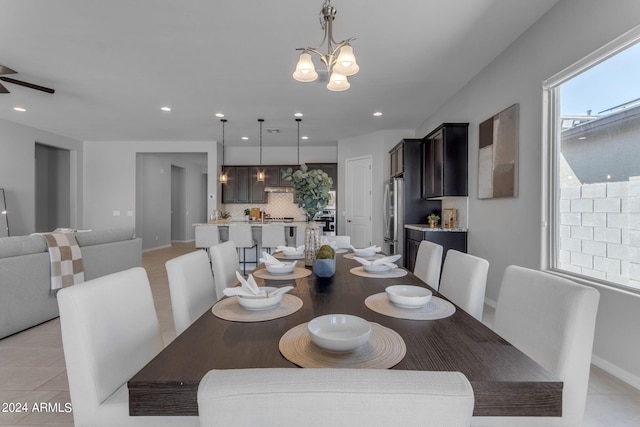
[0,227,142,339]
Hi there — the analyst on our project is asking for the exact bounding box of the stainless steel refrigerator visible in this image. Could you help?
[383,178,404,258]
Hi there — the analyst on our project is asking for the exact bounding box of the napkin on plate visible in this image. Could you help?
[259,252,287,267]
[350,245,382,253]
[353,254,401,269]
[223,271,294,298]
[320,238,338,250]
[274,245,305,254]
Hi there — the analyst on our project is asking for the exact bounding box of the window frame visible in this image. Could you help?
[542,24,640,294]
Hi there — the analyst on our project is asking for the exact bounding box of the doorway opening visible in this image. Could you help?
[34,143,71,232]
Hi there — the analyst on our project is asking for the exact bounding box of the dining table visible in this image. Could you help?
[128,251,562,418]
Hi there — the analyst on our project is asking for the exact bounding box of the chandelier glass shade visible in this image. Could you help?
[218,119,228,184]
[257,119,265,182]
[292,0,359,91]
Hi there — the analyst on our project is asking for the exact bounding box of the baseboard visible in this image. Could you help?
[592,354,640,391]
[143,244,172,253]
[484,297,497,308]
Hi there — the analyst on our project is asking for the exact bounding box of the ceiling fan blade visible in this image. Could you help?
[0,82,9,93]
[0,65,17,76]
[0,77,54,94]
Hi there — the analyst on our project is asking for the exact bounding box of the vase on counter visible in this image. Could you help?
[304,221,322,266]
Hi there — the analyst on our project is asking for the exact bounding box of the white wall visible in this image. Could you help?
[224,145,337,165]
[83,141,217,242]
[415,0,640,387]
[0,118,83,236]
[337,130,413,247]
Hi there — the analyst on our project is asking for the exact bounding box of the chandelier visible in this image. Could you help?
[218,119,228,184]
[292,0,359,92]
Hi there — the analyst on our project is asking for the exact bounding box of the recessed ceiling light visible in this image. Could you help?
[13,107,26,112]
[373,111,383,117]
[161,106,171,112]
[294,113,303,117]
[301,136,309,140]
[215,113,225,118]
[242,136,249,140]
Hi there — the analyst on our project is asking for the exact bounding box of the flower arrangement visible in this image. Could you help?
[427,213,440,227]
[281,164,333,221]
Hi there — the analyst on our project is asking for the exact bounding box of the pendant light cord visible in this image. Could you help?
[221,119,226,166]
[258,119,264,166]
[296,118,301,164]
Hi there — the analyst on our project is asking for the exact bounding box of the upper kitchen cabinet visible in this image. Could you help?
[306,163,337,190]
[221,166,267,203]
[389,142,404,177]
[421,123,468,199]
[264,165,296,188]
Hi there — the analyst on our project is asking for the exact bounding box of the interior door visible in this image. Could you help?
[345,156,372,247]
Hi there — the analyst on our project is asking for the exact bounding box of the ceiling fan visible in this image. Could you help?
[0,64,55,94]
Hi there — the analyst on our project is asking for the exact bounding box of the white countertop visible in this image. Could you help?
[193,221,305,227]
[405,224,468,232]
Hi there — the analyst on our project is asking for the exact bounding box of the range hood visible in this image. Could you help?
[264,186,294,193]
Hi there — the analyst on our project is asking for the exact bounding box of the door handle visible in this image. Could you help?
[347,219,352,223]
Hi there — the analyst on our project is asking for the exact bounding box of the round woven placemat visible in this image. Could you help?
[349,266,408,279]
[365,293,456,320]
[279,322,406,369]
[253,267,312,281]
[212,294,303,322]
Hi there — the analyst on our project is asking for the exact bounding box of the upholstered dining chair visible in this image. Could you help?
[209,241,241,300]
[439,250,489,321]
[228,223,257,274]
[57,267,198,427]
[261,223,286,253]
[166,250,217,336]
[198,368,474,427]
[195,225,219,251]
[472,266,600,427]
[413,240,444,290]
[323,235,351,249]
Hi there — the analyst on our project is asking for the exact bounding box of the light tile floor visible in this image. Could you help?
[0,242,638,426]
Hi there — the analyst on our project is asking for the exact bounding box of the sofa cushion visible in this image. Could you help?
[75,227,135,247]
[0,235,47,259]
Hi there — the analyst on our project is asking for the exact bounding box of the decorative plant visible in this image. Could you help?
[244,208,251,216]
[220,211,232,219]
[316,245,335,259]
[427,213,440,223]
[281,164,333,221]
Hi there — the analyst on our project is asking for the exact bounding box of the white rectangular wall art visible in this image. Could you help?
[478,103,519,199]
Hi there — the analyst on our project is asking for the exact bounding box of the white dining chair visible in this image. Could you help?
[57,267,198,427]
[228,223,257,274]
[413,240,444,290]
[295,224,306,247]
[198,368,474,427]
[323,235,351,249]
[439,250,489,321]
[261,223,286,253]
[166,250,217,336]
[472,266,600,427]
[195,225,219,251]
[209,241,241,300]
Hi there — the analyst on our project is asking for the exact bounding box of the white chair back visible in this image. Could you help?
[439,250,489,321]
[323,235,351,249]
[166,250,217,336]
[295,224,306,247]
[198,368,474,427]
[57,267,197,426]
[209,241,241,300]
[414,240,444,290]
[195,225,219,249]
[473,266,600,427]
[228,223,254,248]
[261,223,286,249]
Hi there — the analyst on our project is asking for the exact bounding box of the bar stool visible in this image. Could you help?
[261,224,286,253]
[228,223,257,275]
[195,225,220,252]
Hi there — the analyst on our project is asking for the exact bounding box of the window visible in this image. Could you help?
[544,26,640,292]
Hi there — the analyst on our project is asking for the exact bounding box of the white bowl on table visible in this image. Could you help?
[282,248,304,257]
[237,287,282,311]
[352,248,378,258]
[385,285,432,309]
[362,264,392,273]
[265,262,296,275]
[307,314,371,353]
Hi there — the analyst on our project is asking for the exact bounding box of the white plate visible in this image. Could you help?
[265,262,296,275]
[307,314,371,353]
[363,264,392,273]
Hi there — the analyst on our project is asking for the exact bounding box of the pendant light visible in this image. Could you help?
[218,119,228,184]
[296,118,301,165]
[257,119,265,182]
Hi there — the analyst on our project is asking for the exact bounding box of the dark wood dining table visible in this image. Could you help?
[128,252,562,418]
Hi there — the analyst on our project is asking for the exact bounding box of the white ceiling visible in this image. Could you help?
[0,0,559,147]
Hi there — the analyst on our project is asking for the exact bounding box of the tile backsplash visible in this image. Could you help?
[441,197,468,228]
[221,193,306,220]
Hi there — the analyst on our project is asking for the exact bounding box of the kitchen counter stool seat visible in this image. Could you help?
[228,223,257,275]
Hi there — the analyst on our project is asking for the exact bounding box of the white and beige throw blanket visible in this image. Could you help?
[41,232,85,291]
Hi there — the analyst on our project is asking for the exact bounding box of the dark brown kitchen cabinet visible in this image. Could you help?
[389,143,404,177]
[421,123,468,199]
[221,166,266,203]
[405,228,467,273]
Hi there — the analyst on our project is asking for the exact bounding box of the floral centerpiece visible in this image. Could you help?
[281,164,334,265]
